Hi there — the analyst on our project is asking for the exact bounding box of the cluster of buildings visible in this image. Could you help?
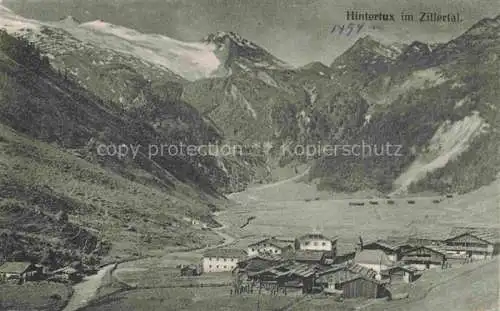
[199,226,500,299]
[0,261,85,285]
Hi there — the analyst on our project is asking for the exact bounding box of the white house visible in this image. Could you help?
[201,249,247,273]
[247,237,294,257]
[295,233,337,256]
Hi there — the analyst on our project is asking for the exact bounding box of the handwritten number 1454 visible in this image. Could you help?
[331,23,365,36]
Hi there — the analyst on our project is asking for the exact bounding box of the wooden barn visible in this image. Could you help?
[247,262,318,293]
[337,276,389,299]
[444,227,500,261]
[362,239,414,262]
[237,254,282,273]
[381,265,421,283]
[0,262,38,283]
[293,250,326,265]
[400,246,446,270]
[316,263,377,291]
[247,237,294,257]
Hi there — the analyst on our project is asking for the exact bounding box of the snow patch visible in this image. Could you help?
[454,97,468,109]
[0,6,41,33]
[65,21,222,81]
[410,68,447,86]
[216,157,229,174]
[256,71,278,88]
[373,45,400,60]
[363,114,372,127]
[0,8,222,80]
[393,113,487,194]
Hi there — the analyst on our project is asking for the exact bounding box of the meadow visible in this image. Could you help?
[223,178,500,254]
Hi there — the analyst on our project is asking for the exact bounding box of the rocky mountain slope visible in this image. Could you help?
[183,14,500,194]
[0,28,226,267]
[1,5,499,203]
[314,15,500,194]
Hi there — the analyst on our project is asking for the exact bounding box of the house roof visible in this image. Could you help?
[354,249,394,266]
[248,238,293,249]
[246,254,283,261]
[203,248,247,259]
[249,261,317,279]
[318,261,376,274]
[0,262,32,274]
[381,264,420,275]
[347,263,378,278]
[272,236,296,243]
[447,227,500,244]
[297,233,337,242]
[402,245,446,256]
[294,250,325,262]
[317,264,349,276]
[362,239,411,252]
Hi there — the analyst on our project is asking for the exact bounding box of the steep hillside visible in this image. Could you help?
[312,15,500,194]
[1,7,269,193]
[0,30,225,267]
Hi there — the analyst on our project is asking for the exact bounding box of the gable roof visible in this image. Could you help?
[447,227,500,244]
[203,248,247,259]
[248,237,293,249]
[362,239,411,252]
[249,261,317,279]
[354,249,394,266]
[316,262,378,284]
[0,262,33,274]
[297,233,337,242]
[243,254,283,263]
[401,245,446,256]
[347,263,378,278]
[381,264,420,275]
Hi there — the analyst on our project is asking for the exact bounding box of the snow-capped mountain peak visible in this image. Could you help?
[202,31,259,50]
[202,30,291,71]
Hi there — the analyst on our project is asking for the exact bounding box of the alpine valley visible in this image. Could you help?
[0,1,499,292]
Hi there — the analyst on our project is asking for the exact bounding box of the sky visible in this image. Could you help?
[3,0,499,66]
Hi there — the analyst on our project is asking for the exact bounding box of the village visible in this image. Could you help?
[0,259,96,285]
[178,226,500,302]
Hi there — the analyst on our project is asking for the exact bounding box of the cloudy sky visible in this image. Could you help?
[3,0,499,65]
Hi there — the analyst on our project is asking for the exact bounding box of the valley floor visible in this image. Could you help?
[75,174,499,311]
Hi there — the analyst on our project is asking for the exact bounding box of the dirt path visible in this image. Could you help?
[62,263,115,311]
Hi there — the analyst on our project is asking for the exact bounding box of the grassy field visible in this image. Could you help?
[0,281,73,311]
[365,257,499,311]
[224,178,500,254]
[114,267,234,288]
[80,287,296,311]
